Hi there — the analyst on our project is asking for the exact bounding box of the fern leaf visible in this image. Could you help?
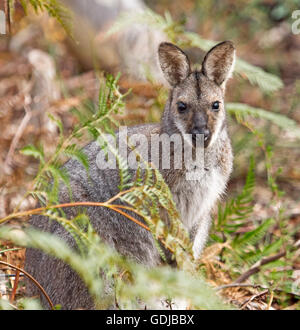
[227,103,300,139]
[234,218,275,249]
[20,145,45,163]
[64,144,89,172]
[24,0,73,36]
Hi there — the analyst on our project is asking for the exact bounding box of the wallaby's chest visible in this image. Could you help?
[171,166,227,232]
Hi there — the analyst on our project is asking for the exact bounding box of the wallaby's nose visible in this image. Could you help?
[191,127,210,142]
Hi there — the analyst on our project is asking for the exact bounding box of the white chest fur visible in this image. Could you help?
[171,166,227,259]
[172,166,227,235]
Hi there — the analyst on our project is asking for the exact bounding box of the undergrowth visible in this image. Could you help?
[0,3,299,310]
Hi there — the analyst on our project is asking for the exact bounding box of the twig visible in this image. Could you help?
[216,242,300,297]
[216,283,268,291]
[266,291,274,310]
[4,104,32,173]
[216,281,300,297]
[4,0,11,35]
[109,205,150,231]
[234,241,300,284]
[0,301,18,310]
[0,261,54,310]
[0,247,23,255]
[0,201,178,254]
[10,270,20,303]
[234,251,286,283]
[240,290,268,309]
[0,201,150,231]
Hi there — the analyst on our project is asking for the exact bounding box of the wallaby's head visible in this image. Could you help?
[159,41,235,148]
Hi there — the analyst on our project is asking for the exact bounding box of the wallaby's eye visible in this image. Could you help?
[212,101,220,111]
[177,101,187,113]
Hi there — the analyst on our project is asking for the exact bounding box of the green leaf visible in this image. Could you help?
[234,218,275,248]
[64,144,89,172]
[261,238,284,257]
[21,145,45,163]
[227,103,300,139]
[26,0,73,37]
[48,113,63,137]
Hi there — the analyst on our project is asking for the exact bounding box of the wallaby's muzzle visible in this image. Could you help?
[190,111,210,147]
[191,126,210,147]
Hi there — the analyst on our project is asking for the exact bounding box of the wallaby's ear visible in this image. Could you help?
[202,41,235,88]
[158,42,190,87]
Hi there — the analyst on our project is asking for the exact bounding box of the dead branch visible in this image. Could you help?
[240,290,269,309]
[234,251,287,283]
[217,283,284,294]
[217,283,268,291]
[234,241,300,284]
[4,0,11,35]
[10,270,20,303]
[4,102,32,173]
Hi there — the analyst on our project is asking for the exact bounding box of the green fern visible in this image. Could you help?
[18,74,129,206]
[214,156,256,237]
[63,144,89,172]
[242,238,284,265]
[229,218,284,268]
[19,0,72,36]
[214,157,284,269]
[233,218,275,250]
[227,103,300,139]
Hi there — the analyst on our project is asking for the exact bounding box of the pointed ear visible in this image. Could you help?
[158,42,190,87]
[202,41,235,88]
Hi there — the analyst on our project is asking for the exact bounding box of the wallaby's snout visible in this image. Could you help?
[190,112,210,146]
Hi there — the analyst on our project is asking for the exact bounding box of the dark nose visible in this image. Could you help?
[191,127,210,141]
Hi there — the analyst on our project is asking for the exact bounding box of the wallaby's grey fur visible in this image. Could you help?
[25,41,235,309]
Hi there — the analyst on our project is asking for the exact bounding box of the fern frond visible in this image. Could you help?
[217,156,255,232]
[234,59,283,93]
[21,0,73,36]
[243,238,284,265]
[20,144,45,164]
[63,144,89,172]
[227,103,300,139]
[233,218,275,249]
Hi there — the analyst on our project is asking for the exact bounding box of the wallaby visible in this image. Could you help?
[25,41,235,309]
